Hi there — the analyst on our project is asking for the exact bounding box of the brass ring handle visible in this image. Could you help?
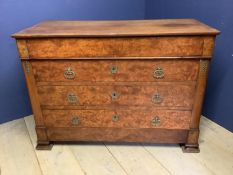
[71,117,80,125]
[152,93,163,104]
[111,91,119,100]
[110,65,118,74]
[153,67,164,79]
[112,114,119,122]
[67,93,78,104]
[151,116,161,126]
[64,67,75,80]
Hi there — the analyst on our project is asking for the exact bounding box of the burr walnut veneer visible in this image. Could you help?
[12,19,219,152]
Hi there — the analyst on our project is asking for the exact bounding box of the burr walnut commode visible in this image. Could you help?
[12,19,219,152]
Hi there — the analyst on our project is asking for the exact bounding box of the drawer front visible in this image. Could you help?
[38,84,195,109]
[26,37,203,58]
[43,109,191,129]
[32,60,199,82]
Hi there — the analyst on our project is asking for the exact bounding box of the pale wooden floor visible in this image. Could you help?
[0,116,232,175]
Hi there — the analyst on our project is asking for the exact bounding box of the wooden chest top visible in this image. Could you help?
[12,19,219,38]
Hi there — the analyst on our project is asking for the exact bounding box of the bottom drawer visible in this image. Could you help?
[43,109,191,129]
[47,128,188,143]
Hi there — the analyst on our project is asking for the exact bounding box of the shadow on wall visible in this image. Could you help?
[0,0,145,124]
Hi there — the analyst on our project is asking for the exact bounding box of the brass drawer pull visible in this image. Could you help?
[111,91,119,100]
[151,116,161,126]
[110,65,118,74]
[154,67,164,79]
[112,114,119,122]
[67,93,78,104]
[71,117,80,125]
[152,93,163,104]
[64,67,75,79]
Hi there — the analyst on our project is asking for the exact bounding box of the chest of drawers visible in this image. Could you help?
[12,19,219,152]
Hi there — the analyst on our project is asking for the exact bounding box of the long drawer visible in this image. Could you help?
[43,109,191,129]
[37,84,195,109]
[32,60,199,82]
[26,37,204,58]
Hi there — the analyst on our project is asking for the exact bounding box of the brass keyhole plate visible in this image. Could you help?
[110,65,118,74]
[111,91,119,100]
[112,114,119,122]
[152,93,163,104]
[67,93,78,104]
[71,117,80,125]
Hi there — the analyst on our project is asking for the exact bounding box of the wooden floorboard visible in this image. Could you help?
[0,119,42,175]
[143,144,215,175]
[192,117,233,175]
[69,142,127,175]
[24,116,85,175]
[105,143,171,175]
[200,117,233,154]
[0,116,232,175]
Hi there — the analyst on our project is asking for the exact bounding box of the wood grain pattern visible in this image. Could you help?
[202,37,215,56]
[191,60,210,127]
[47,128,188,143]
[32,60,199,82]
[12,19,219,38]
[26,37,204,58]
[36,81,196,88]
[43,109,191,129]
[37,84,195,109]
[21,61,50,147]
[16,39,29,58]
[38,105,193,111]
[184,59,210,152]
